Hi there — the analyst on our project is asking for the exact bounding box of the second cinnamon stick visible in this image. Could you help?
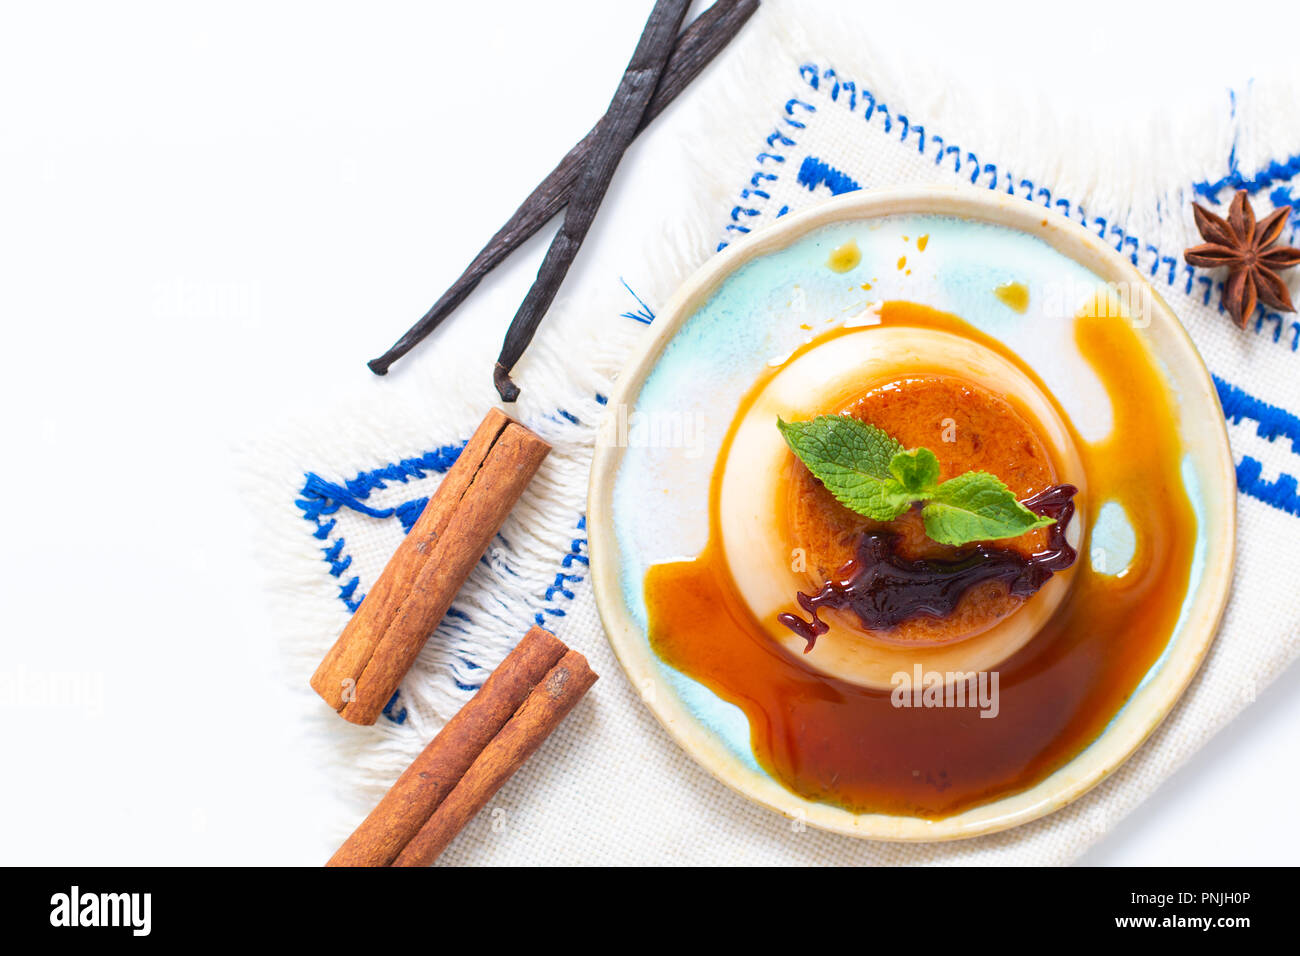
[392,648,598,867]
[327,626,567,867]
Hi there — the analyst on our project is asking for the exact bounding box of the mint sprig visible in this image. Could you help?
[776,415,1056,547]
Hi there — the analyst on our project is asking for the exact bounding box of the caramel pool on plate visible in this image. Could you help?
[643,300,1196,818]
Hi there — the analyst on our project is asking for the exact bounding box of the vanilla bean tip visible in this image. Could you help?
[494,363,521,403]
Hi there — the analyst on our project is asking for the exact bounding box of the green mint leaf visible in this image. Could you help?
[777,415,909,520]
[852,477,915,522]
[777,419,1057,547]
[921,471,1057,546]
[777,415,902,480]
[888,447,940,496]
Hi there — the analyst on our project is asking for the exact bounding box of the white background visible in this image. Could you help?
[1,0,1297,865]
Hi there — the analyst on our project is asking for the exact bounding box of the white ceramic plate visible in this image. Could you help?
[588,186,1235,841]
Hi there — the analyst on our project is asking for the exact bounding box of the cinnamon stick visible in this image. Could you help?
[310,408,550,724]
[392,648,598,867]
[327,626,567,867]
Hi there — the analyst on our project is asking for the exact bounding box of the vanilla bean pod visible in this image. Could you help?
[367,0,757,376]
[492,0,691,400]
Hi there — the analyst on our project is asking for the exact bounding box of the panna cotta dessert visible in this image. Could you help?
[718,324,1085,689]
[620,203,1212,826]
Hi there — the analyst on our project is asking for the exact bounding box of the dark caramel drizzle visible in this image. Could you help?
[778,484,1078,651]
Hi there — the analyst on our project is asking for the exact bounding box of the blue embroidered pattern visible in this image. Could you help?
[534,515,589,629]
[1215,375,1300,515]
[619,278,656,325]
[722,62,1300,354]
[796,155,860,197]
[1195,150,1300,215]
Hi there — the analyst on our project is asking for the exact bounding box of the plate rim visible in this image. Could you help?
[587,185,1237,842]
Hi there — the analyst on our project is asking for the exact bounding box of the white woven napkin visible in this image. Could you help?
[248,3,1300,864]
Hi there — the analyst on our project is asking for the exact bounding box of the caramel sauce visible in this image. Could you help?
[644,300,1197,817]
[827,241,861,273]
[996,281,1030,313]
[780,485,1078,649]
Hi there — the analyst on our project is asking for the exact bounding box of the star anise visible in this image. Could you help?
[1184,189,1300,328]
